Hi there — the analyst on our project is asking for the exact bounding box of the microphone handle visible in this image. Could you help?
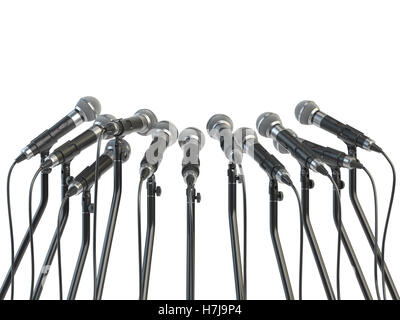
[301,140,347,168]
[252,143,285,179]
[74,154,113,190]
[26,115,78,156]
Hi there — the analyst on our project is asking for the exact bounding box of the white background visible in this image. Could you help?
[0,0,399,300]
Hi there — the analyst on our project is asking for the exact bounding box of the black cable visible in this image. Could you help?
[28,167,42,300]
[380,151,396,300]
[56,196,69,300]
[6,160,17,300]
[289,183,303,300]
[362,166,381,300]
[238,164,247,300]
[92,131,104,299]
[137,178,144,299]
[326,174,342,300]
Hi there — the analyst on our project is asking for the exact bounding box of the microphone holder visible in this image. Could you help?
[32,161,71,299]
[95,137,124,300]
[331,167,372,300]
[347,145,399,300]
[269,178,294,300]
[186,180,201,300]
[227,163,245,300]
[0,152,50,300]
[67,189,92,300]
[140,175,161,300]
[300,166,336,300]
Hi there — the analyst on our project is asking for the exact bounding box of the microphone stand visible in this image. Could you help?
[95,137,123,300]
[67,190,92,300]
[300,166,336,300]
[227,163,245,300]
[0,151,50,300]
[331,167,373,300]
[140,175,161,300]
[269,178,294,300]
[186,180,201,300]
[32,162,71,299]
[347,145,399,300]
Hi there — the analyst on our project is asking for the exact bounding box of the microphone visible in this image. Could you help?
[206,114,243,164]
[256,112,329,176]
[66,139,131,197]
[233,127,292,186]
[140,121,179,180]
[40,114,116,170]
[179,127,205,185]
[295,100,381,152]
[16,96,101,163]
[272,130,363,169]
[102,109,158,138]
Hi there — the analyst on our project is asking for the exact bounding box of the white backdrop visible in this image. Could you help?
[0,0,399,300]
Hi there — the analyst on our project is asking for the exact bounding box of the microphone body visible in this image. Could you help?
[17,96,101,162]
[103,109,158,138]
[295,100,381,152]
[67,139,131,197]
[256,112,328,176]
[140,121,179,180]
[179,127,205,185]
[206,114,243,164]
[234,128,292,185]
[41,115,116,169]
[300,139,363,169]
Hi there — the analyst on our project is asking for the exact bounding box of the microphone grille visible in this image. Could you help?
[152,121,179,146]
[179,127,205,150]
[233,127,258,149]
[76,96,102,121]
[134,109,158,136]
[206,114,233,139]
[256,112,282,138]
[295,100,319,125]
[105,139,131,163]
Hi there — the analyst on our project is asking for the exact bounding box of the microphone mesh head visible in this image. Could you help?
[206,114,233,139]
[75,96,102,121]
[295,100,319,125]
[134,109,158,136]
[256,112,282,138]
[105,139,131,163]
[179,127,205,150]
[152,121,179,146]
[233,127,258,150]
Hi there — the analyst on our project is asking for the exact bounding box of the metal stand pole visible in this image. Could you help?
[32,162,71,299]
[0,152,50,299]
[67,190,92,300]
[95,137,123,300]
[331,167,372,300]
[269,179,294,300]
[140,176,161,300]
[347,146,399,300]
[300,166,336,300]
[227,163,245,300]
[186,184,200,300]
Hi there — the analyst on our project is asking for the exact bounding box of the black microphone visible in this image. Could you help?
[256,112,329,176]
[140,121,179,180]
[295,100,381,152]
[233,127,292,186]
[16,96,101,163]
[102,109,158,138]
[271,129,363,169]
[206,114,243,164]
[179,127,205,185]
[40,114,116,170]
[66,139,131,197]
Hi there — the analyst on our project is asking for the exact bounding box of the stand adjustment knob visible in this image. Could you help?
[277,191,284,201]
[309,179,315,189]
[155,186,162,197]
[66,176,74,186]
[338,180,345,190]
[195,193,201,203]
